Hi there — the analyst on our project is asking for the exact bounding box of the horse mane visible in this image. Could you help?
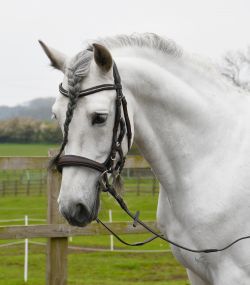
[67,33,246,96]
[94,33,182,57]
[93,34,243,92]
[65,33,182,80]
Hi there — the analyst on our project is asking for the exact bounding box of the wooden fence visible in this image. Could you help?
[0,158,158,196]
[0,156,158,285]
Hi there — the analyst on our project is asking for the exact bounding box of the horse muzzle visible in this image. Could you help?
[59,198,100,227]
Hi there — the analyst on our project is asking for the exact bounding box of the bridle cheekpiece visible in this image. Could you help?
[57,62,132,185]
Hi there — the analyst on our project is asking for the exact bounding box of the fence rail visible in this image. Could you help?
[0,155,158,285]
[0,221,157,239]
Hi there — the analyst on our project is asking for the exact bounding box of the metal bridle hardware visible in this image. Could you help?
[56,60,250,253]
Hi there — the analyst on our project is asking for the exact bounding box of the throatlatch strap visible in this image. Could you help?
[113,63,132,150]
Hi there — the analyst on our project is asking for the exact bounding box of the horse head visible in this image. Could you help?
[39,41,134,226]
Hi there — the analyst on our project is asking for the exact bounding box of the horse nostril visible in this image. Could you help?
[60,202,93,227]
[73,203,90,225]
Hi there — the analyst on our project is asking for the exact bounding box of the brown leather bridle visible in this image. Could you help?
[56,60,250,253]
[57,62,132,175]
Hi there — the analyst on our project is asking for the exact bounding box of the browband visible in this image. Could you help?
[59,82,122,98]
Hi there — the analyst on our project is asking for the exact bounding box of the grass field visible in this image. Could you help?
[0,143,59,156]
[0,144,189,284]
[0,246,188,285]
[0,194,189,284]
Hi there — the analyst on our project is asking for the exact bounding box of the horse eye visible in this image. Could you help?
[92,113,108,125]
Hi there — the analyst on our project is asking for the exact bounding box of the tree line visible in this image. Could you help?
[0,117,141,155]
[0,118,62,143]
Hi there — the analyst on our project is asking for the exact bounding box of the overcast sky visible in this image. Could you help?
[0,0,249,106]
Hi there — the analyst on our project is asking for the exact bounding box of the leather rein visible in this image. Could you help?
[56,61,250,253]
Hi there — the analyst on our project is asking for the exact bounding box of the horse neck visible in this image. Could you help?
[116,50,247,198]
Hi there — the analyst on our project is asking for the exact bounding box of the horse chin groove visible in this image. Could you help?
[65,210,94,227]
[67,218,91,227]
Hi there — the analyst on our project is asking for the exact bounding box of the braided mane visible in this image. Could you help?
[50,49,93,167]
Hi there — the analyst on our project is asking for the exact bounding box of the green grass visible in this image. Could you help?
[0,143,59,156]
[0,143,140,157]
[0,194,189,284]
[0,246,188,285]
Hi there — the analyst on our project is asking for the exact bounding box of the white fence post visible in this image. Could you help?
[109,210,114,251]
[24,215,28,283]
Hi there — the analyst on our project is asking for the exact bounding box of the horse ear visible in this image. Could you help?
[38,40,67,73]
[93,43,113,72]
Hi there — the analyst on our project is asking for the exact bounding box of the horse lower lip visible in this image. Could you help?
[68,218,90,227]
[66,212,92,227]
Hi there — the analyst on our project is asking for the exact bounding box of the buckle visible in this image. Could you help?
[98,170,109,191]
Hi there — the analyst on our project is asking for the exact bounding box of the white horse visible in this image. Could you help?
[40,33,250,285]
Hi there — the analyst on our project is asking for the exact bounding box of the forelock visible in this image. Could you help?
[67,49,93,79]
